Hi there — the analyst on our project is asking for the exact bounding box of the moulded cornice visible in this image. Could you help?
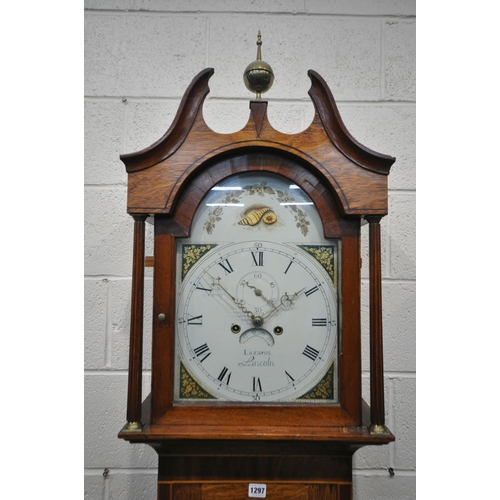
[121,68,395,216]
[307,70,395,175]
[120,68,215,174]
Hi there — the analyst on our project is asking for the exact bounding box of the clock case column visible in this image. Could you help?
[118,68,396,499]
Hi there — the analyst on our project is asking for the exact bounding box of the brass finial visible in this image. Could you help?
[256,30,262,60]
[243,31,274,100]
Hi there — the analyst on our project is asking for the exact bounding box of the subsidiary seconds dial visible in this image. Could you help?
[175,240,338,402]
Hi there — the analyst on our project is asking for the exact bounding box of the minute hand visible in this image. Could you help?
[208,273,256,322]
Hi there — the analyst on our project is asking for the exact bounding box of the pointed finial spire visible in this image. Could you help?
[243,31,274,100]
[256,30,262,60]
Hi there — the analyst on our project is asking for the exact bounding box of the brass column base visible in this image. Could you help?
[369,424,391,436]
[121,421,144,433]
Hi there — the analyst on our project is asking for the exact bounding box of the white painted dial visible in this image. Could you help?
[175,240,338,402]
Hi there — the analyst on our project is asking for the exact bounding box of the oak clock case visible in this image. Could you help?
[118,58,396,500]
[174,172,340,404]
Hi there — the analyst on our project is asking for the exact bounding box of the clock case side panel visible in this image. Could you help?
[149,151,364,436]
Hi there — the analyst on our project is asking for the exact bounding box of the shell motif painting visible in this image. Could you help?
[238,206,277,226]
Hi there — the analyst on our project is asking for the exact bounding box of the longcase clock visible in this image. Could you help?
[118,35,395,500]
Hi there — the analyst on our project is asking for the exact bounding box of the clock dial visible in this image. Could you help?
[174,173,340,403]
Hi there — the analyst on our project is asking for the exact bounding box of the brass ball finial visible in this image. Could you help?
[243,31,274,100]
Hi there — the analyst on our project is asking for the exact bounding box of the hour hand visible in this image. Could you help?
[262,288,305,319]
[281,287,306,307]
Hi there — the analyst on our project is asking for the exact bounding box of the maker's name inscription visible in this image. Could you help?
[238,350,274,367]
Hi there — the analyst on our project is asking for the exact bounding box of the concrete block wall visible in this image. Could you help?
[84,1,416,499]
